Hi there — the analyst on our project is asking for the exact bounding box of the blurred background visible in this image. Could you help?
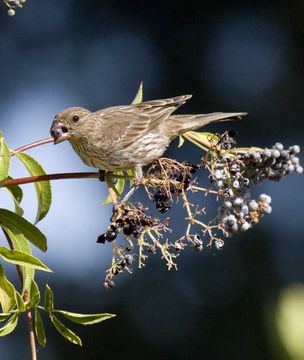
[0,0,304,359]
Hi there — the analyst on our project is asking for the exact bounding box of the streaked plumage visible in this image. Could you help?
[50,95,246,180]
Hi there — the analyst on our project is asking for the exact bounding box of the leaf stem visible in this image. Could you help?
[13,138,54,154]
[3,229,37,360]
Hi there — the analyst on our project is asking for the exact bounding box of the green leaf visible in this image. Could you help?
[35,309,46,347]
[131,81,143,104]
[50,314,82,346]
[54,310,116,326]
[0,246,52,272]
[5,177,24,216]
[0,134,10,186]
[27,280,40,308]
[178,135,185,148]
[44,284,54,312]
[182,131,220,152]
[0,208,47,252]
[15,292,25,313]
[102,171,125,205]
[0,312,11,322]
[0,313,19,336]
[14,152,52,223]
[0,265,16,313]
[126,168,135,187]
[2,226,34,297]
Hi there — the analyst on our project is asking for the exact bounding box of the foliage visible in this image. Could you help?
[0,132,115,349]
[0,82,302,357]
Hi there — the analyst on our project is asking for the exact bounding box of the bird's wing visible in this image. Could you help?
[96,95,192,148]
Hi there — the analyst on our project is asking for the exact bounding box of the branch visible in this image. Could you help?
[2,172,134,188]
[3,172,99,187]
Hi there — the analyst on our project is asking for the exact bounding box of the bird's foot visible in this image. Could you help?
[98,170,106,182]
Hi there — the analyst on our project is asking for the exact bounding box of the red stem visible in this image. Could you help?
[3,229,37,360]
[13,138,54,154]
[3,172,99,187]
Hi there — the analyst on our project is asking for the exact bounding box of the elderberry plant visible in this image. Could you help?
[96,98,302,287]
[0,82,301,359]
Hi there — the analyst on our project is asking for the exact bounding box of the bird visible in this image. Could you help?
[50,95,246,181]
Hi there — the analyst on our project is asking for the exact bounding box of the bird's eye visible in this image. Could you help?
[73,115,79,122]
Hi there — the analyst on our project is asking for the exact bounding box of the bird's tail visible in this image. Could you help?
[167,112,247,137]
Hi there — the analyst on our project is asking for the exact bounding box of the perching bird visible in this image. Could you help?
[50,95,246,181]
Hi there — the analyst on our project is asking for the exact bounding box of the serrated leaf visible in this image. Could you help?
[44,284,54,312]
[0,209,47,252]
[0,134,10,186]
[50,314,82,346]
[14,152,52,223]
[35,309,46,347]
[131,81,143,104]
[0,265,16,313]
[54,310,116,325]
[0,246,52,272]
[2,227,34,297]
[27,280,40,308]
[15,292,25,313]
[5,177,24,216]
[0,313,19,336]
[102,171,125,205]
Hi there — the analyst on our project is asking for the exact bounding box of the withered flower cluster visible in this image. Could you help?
[97,130,302,288]
[2,0,25,16]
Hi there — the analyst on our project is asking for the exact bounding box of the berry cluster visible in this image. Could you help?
[97,203,155,243]
[218,193,272,237]
[174,233,203,253]
[96,133,302,288]
[206,138,301,239]
[153,187,172,213]
[97,203,160,288]
[151,161,200,213]
[103,252,135,289]
[3,0,26,16]
[240,143,303,184]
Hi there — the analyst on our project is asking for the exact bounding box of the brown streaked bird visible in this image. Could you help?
[50,95,246,181]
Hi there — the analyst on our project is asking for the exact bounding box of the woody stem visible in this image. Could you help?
[2,172,133,188]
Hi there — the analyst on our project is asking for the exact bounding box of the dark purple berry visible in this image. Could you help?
[125,254,134,266]
[194,244,203,252]
[123,225,134,236]
[105,229,117,242]
[97,233,107,244]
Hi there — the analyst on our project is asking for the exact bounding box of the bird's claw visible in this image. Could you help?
[98,170,106,182]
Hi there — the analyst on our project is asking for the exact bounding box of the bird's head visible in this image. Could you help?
[50,107,91,144]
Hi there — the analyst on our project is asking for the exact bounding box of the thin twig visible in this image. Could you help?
[2,172,133,188]
[3,172,100,187]
[25,307,37,360]
[13,138,54,154]
[105,173,118,204]
[3,229,37,360]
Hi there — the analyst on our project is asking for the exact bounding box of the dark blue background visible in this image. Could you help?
[0,1,303,359]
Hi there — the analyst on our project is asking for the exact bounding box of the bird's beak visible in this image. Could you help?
[50,121,70,144]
